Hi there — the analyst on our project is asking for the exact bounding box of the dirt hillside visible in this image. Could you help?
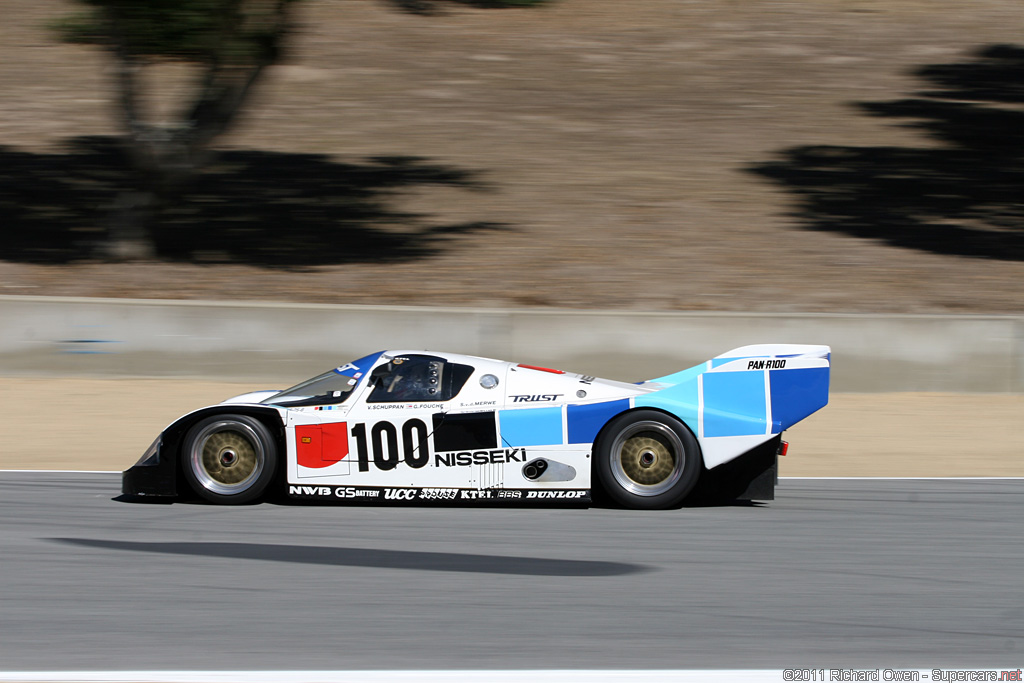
[1,0,1023,313]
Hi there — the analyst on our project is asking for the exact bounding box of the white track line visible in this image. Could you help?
[0,671,783,683]
[4,670,1015,683]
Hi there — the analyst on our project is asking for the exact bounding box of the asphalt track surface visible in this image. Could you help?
[2,473,1023,671]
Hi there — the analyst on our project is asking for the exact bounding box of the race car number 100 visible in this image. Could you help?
[351,419,431,472]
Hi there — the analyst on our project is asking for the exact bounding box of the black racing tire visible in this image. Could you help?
[595,410,702,510]
[181,414,278,504]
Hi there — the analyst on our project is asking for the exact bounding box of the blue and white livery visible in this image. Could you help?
[123,345,830,509]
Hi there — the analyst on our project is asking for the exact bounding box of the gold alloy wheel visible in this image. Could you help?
[609,420,685,497]
[201,430,258,485]
[619,432,676,485]
[188,419,265,496]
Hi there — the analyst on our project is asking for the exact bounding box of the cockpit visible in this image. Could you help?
[366,354,474,403]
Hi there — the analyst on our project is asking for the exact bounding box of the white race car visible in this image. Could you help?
[123,345,830,509]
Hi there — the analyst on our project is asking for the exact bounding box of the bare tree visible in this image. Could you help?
[58,0,299,259]
[58,0,545,259]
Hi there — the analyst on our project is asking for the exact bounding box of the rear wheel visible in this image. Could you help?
[182,414,277,504]
[595,410,702,509]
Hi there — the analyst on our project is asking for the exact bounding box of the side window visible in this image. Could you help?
[366,356,475,403]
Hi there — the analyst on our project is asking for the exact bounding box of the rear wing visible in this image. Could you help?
[637,344,830,469]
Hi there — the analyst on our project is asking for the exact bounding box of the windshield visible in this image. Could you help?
[261,368,361,407]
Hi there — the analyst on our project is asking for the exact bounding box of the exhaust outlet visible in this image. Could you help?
[523,458,548,480]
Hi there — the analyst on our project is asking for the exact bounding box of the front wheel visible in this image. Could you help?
[595,410,702,510]
[182,414,278,504]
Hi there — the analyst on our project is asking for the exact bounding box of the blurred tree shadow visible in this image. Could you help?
[0,135,507,266]
[387,0,547,14]
[751,44,1024,261]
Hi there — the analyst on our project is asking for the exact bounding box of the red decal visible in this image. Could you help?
[296,425,324,469]
[517,364,564,374]
[322,422,349,462]
[297,423,349,469]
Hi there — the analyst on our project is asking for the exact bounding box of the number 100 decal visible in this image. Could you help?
[351,419,430,472]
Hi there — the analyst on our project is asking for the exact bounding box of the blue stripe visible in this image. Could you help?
[635,378,700,428]
[769,367,830,432]
[567,399,630,444]
[499,407,564,447]
[644,363,704,386]
[702,371,767,437]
